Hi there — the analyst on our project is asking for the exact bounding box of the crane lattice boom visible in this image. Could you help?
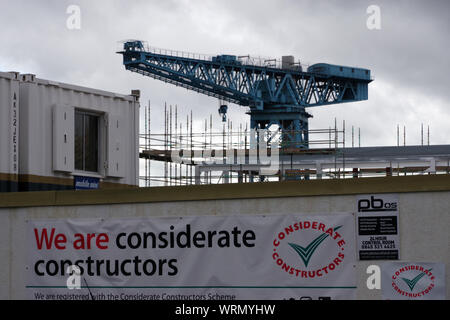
[118,40,372,148]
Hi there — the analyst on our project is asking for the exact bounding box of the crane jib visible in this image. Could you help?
[118,40,372,148]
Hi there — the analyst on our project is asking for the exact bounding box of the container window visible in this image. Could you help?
[75,111,99,172]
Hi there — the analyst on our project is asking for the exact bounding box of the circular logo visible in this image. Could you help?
[272,220,347,278]
[391,265,435,298]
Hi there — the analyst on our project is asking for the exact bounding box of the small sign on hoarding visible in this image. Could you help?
[356,194,400,260]
[382,262,446,300]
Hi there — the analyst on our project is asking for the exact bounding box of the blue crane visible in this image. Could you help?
[118,40,372,148]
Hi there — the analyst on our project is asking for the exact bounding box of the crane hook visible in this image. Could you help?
[218,104,228,123]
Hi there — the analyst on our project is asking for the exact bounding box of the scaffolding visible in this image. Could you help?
[140,102,449,187]
[140,102,355,186]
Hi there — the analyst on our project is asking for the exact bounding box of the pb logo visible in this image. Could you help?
[358,196,397,212]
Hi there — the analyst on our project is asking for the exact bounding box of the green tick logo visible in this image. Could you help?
[272,220,347,278]
[288,226,342,267]
[401,269,432,292]
[390,264,437,298]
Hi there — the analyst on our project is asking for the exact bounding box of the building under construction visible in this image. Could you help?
[139,102,449,187]
[115,40,449,188]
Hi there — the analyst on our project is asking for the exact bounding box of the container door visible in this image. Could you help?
[107,114,125,178]
[52,105,75,172]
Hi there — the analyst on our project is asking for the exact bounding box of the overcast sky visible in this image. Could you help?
[1,0,449,147]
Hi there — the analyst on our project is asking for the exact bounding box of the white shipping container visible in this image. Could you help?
[0,71,20,192]
[17,73,140,191]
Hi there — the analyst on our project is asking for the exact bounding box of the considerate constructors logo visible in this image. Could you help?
[391,265,435,298]
[272,220,346,278]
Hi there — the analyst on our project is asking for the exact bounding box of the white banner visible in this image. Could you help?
[382,262,446,300]
[26,214,356,300]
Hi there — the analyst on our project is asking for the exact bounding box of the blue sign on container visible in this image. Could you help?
[74,176,100,190]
